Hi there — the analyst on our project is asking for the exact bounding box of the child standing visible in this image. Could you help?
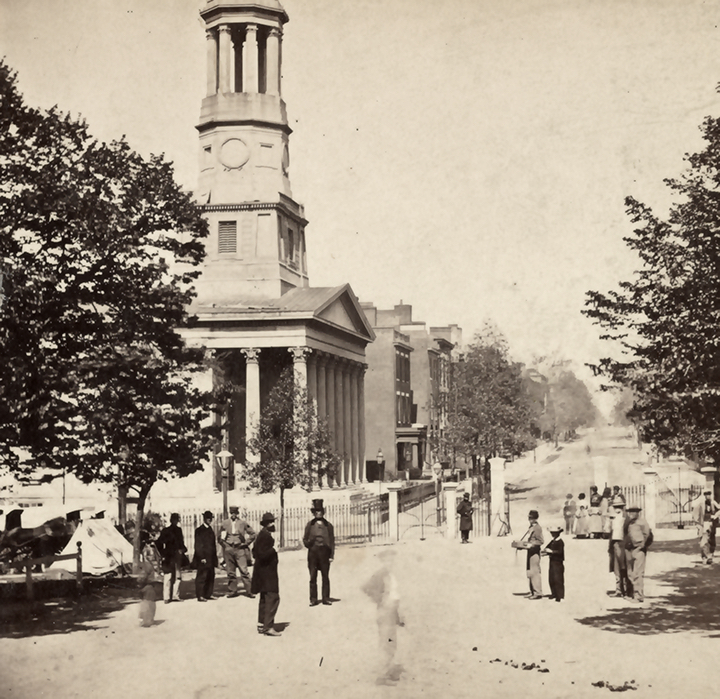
[543,527,565,602]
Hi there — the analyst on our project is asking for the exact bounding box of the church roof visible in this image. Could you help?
[191,283,375,343]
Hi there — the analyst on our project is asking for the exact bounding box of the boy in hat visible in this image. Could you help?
[303,499,335,606]
[543,527,565,601]
[252,512,281,636]
[218,505,256,598]
[623,506,652,603]
[693,490,720,564]
[193,510,218,602]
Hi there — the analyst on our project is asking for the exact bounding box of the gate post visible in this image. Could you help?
[387,484,402,541]
[490,457,506,536]
[443,483,458,539]
[643,468,658,529]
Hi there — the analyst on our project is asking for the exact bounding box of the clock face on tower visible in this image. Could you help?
[220,138,250,169]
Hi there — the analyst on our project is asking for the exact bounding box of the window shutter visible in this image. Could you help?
[218,221,237,254]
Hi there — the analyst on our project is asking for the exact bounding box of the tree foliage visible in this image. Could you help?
[243,366,340,545]
[0,61,223,561]
[444,331,536,477]
[584,102,720,460]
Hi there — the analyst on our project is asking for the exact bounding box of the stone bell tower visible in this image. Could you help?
[195,0,309,305]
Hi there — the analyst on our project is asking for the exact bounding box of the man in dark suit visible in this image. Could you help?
[218,505,256,598]
[303,499,335,606]
[156,512,187,603]
[252,512,281,636]
[193,510,218,602]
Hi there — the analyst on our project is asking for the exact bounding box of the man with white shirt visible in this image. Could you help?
[218,505,256,598]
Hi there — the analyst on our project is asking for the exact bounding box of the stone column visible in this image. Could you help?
[325,360,336,486]
[266,27,281,96]
[443,483,459,539]
[206,29,218,96]
[643,467,657,529]
[387,484,402,541]
[242,348,261,462]
[307,351,318,408]
[218,25,233,94]
[350,364,359,484]
[243,24,259,94]
[490,457,506,536]
[343,362,353,485]
[317,354,327,422]
[289,346,309,390]
[358,365,366,483]
[335,361,345,485]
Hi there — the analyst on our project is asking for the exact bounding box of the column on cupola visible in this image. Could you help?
[206,30,218,96]
[334,360,345,485]
[349,363,359,484]
[266,27,281,96]
[243,24,259,94]
[325,359,336,486]
[218,25,234,94]
[242,348,261,462]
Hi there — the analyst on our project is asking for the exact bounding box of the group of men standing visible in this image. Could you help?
[153,498,335,637]
[608,500,653,603]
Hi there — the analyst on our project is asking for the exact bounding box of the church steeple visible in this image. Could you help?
[194,0,309,305]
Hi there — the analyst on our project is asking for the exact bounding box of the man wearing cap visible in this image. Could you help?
[610,485,626,508]
[543,527,565,601]
[252,512,281,636]
[515,510,544,600]
[156,512,187,603]
[193,510,218,602]
[303,499,335,606]
[693,490,720,564]
[608,501,631,598]
[623,506,652,603]
[218,506,256,598]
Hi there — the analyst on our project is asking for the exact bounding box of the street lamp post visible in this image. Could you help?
[216,450,234,520]
[433,462,443,527]
[376,448,384,497]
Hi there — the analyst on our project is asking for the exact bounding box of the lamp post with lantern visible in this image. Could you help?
[376,448,384,496]
[216,450,234,519]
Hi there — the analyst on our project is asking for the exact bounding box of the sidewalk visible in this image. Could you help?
[1,522,716,699]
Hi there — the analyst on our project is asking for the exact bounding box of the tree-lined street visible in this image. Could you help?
[2,427,716,699]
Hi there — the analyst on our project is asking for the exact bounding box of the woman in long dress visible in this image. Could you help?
[575,493,590,538]
[588,485,603,539]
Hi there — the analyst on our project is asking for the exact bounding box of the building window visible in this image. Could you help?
[218,220,237,254]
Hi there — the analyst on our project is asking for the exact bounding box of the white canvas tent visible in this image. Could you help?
[49,518,134,575]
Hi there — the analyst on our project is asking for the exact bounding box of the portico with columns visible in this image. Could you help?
[182,0,374,495]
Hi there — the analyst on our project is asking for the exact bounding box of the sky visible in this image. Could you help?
[2,0,720,400]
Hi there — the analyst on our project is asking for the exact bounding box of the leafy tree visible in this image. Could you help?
[243,366,341,547]
[443,330,536,493]
[584,96,720,462]
[0,61,223,564]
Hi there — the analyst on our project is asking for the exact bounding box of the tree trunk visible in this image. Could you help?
[118,484,128,527]
[132,483,153,571]
[279,486,285,549]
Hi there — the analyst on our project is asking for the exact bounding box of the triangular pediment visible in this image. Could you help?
[314,285,375,341]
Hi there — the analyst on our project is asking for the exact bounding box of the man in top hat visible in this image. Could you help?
[218,505,256,598]
[303,499,335,606]
[693,489,720,564]
[252,512,281,636]
[608,500,631,598]
[156,512,187,603]
[193,510,218,602]
[623,506,653,603]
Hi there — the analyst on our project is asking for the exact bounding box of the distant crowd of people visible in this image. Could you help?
[562,485,627,539]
